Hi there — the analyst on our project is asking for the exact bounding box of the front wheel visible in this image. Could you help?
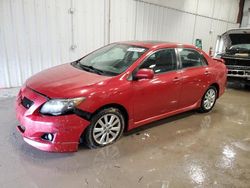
[84,108,125,149]
[199,86,217,113]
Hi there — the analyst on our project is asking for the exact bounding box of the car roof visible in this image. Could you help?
[116,40,197,49]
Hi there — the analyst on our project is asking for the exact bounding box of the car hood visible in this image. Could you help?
[26,63,111,98]
[221,29,250,47]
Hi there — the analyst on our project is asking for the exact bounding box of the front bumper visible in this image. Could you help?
[15,86,90,152]
[223,59,250,79]
[227,69,250,79]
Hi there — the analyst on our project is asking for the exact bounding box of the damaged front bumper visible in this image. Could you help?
[15,86,90,152]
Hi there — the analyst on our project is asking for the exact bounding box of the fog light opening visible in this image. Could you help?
[17,125,26,133]
[41,133,54,141]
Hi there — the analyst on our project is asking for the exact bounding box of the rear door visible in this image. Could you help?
[177,48,211,108]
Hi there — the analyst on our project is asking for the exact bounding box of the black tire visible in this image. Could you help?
[84,108,125,149]
[245,82,250,89]
[198,86,217,113]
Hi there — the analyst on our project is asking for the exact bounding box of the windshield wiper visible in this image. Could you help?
[78,64,104,75]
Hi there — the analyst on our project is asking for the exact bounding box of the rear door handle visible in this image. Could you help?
[204,71,210,75]
[173,77,182,82]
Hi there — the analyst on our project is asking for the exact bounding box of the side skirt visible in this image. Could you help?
[131,101,200,129]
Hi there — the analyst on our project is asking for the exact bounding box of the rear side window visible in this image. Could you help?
[178,48,207,69]
[139,49,177,74]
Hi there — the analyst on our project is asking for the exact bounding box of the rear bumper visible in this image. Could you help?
[15,87,90,152]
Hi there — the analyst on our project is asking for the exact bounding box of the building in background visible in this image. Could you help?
[241,0,250,27]
[0,0,241,88]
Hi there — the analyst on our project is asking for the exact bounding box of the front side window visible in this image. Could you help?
[78,44,148,76]
[139,49,177,74]
[178,48,207,69]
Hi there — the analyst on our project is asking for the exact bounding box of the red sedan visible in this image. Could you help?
[16,41,227,152]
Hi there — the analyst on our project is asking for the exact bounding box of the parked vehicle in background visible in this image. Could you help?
[214,28,250,86]
[16,41,227,152]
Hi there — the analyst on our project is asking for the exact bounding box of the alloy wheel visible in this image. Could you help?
[203,88,216,110]
[92,114,121,145]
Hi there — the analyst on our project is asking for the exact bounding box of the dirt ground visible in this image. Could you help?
[0,84,250,188]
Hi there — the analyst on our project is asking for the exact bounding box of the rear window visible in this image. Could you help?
[178,49,207,69]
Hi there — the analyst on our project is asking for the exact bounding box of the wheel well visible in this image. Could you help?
[92,103,129,131]
[210,83,220,98]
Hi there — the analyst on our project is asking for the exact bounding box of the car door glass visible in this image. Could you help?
[178,49,206,69]
[140,49,177,74]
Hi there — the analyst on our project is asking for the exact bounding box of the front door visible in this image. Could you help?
[132,48,182,122]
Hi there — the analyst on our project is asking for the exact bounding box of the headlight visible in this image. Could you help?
[40,97,85,115]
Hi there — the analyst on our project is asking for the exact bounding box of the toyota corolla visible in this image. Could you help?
[16,41,227,152]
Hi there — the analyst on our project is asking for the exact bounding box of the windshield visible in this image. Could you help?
[78,44,148,76]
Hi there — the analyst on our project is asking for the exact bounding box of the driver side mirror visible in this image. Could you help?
[134,69,154,80]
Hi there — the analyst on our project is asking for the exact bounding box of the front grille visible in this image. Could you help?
[227,65,250,70]
[222,58,250,67]
[21,97,34,109]
[228,70,245,75]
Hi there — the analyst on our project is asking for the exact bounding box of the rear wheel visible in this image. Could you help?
[84,108,125,149]
[199,86,217,113]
